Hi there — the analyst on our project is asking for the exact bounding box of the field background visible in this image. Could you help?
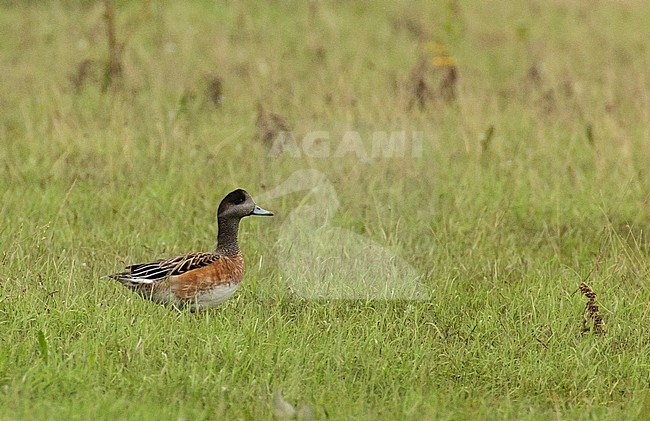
[1,0,650,419]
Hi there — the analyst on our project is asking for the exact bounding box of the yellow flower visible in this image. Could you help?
[432,55,456,67]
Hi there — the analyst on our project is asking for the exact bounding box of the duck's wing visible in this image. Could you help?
[108,252,222,287]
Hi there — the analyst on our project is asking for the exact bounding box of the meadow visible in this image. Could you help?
[1,0,649,419]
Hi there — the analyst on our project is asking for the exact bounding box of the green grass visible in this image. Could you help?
[1,0,650,419]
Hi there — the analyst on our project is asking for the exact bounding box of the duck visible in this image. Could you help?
[259,169,428,300]
[107,189,273,311]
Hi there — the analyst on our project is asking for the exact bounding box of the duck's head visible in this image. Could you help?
[218,189,274,219]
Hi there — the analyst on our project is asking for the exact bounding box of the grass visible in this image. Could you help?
[1,0,649,419]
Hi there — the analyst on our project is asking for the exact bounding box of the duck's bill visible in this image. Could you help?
[251,205,274,216]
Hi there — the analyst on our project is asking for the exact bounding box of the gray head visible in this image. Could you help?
[217,189,274,220]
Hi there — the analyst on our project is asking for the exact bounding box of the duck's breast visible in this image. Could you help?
[169,254,245,302]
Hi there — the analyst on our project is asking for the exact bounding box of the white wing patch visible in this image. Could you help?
[127,277,155,285]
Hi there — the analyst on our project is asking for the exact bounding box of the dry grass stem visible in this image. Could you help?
[579,282,606,336]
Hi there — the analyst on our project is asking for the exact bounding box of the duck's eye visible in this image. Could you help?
[236,196,246,204]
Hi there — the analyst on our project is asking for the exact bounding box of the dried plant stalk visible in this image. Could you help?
[579,282,606,336]
[256,104,290,145]
[103,0,123,90]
